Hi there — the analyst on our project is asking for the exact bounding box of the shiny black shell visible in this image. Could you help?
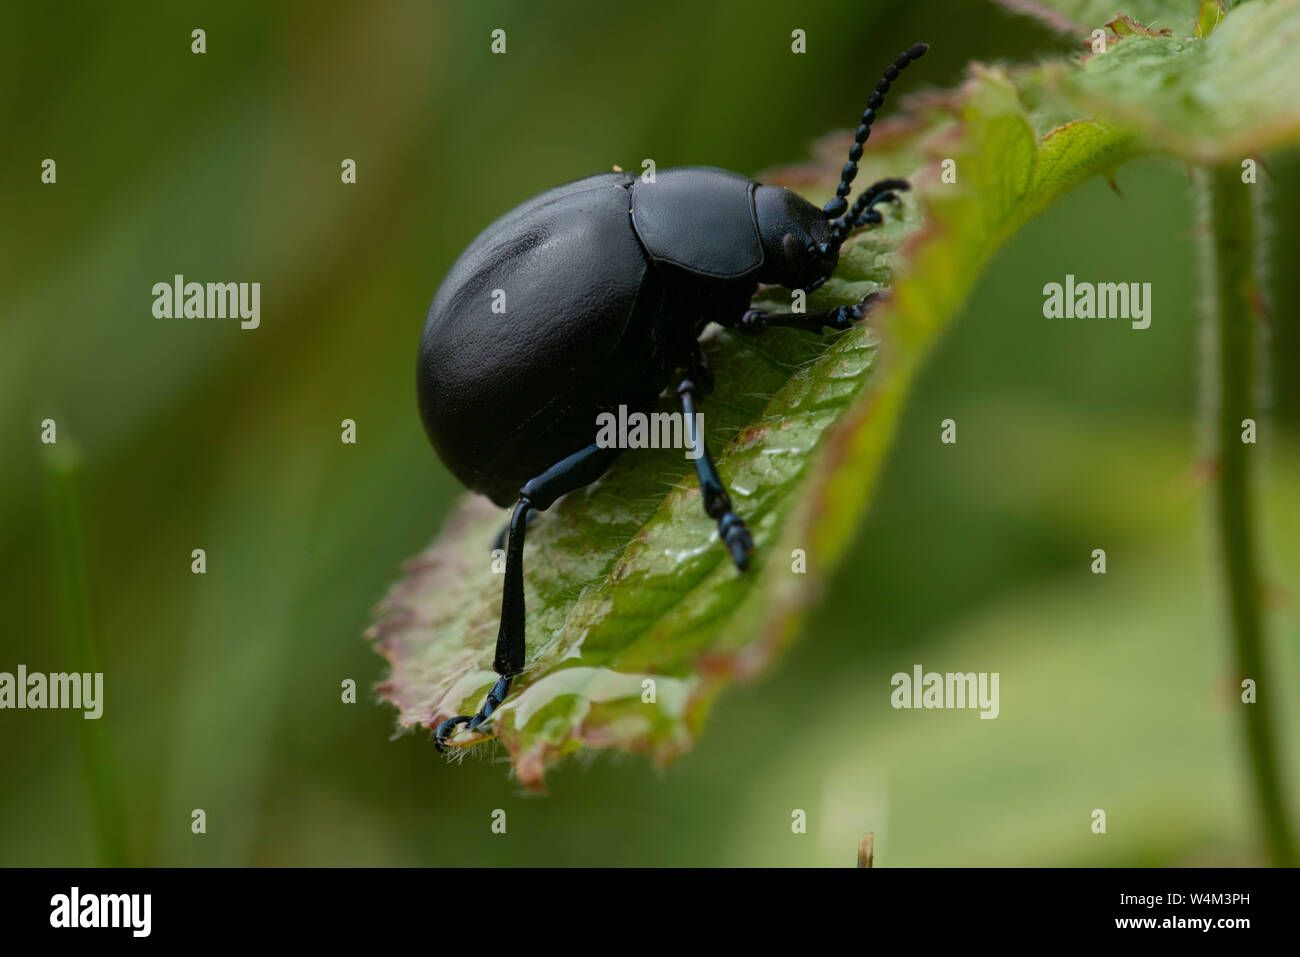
[418,166,766,505]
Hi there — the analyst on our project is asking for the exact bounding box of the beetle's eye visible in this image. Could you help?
[816,242,831,258]
[781,232,804,265]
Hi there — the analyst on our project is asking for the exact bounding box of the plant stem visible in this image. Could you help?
[857,831,874,868]
[1200,163,1296,866]
[43,443,128,867]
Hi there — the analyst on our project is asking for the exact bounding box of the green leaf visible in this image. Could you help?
[1041,0,1300,162]
[1196,0,1228,37]
[369,0,1300,789]
[994,0,1210,36]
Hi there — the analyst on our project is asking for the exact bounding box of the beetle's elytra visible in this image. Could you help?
[418,43,929,750]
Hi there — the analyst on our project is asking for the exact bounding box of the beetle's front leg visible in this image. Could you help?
[678,354,753,571]
[734,290,887,335]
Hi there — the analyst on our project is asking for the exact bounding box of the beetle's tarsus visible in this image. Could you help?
[434,714,472,751]
[843,181,909,234]
[719,512,753,571]
[824,303,862,331]
[434,673,514,752]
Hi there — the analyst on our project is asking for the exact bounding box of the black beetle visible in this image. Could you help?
[418,43,928,749]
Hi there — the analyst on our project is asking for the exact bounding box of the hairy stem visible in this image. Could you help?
[1200,163,1296,866]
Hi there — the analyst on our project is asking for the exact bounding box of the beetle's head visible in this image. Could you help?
[754,184,838,292]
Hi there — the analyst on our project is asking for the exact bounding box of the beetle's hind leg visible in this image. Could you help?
[678,352,754,571]
[436,442,621,752]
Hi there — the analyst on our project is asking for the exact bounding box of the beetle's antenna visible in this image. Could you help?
[824,42,928,251]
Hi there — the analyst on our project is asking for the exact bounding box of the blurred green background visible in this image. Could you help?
[3,0,1298,866]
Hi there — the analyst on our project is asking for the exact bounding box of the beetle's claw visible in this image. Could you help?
[826,304,863,331]
[434,715,473,752]
[434,675,514,751]
[823,289,890,334]
[719,512,753,572]
[826,301,868,331]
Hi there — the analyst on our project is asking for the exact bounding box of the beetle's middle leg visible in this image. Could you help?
[490,508,536,552]
[678,349,754,571]
[731,290,887,335]
[436,442,621,751]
